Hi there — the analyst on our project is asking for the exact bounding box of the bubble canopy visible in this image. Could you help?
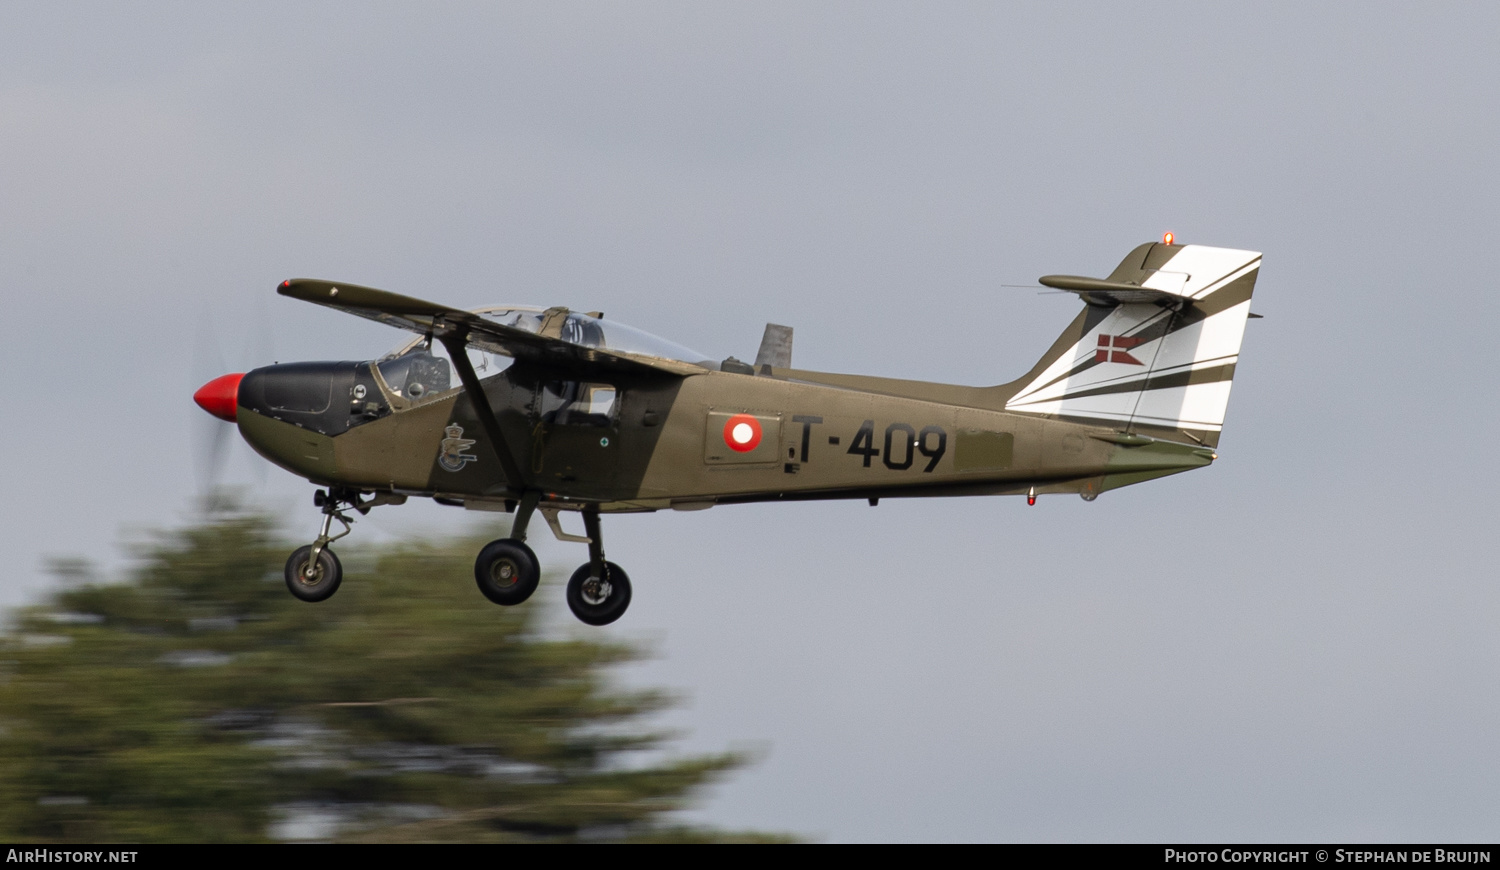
[382,306,713,368]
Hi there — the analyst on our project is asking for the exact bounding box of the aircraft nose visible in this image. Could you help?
[194,373,245,422]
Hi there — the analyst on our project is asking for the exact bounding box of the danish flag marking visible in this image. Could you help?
[1096,334,1146,365]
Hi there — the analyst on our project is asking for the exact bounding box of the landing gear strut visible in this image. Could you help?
[473,491,540,606]
[565,509,631,626]
[567,561,632,626]
[472,497,632,625]
[284,487,405,603]
[284,487,355,602]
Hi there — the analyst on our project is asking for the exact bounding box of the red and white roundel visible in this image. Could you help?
[722,413,763,453]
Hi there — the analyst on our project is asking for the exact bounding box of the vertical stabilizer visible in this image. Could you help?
[1002,242,1260,448]
[755,323,793,370]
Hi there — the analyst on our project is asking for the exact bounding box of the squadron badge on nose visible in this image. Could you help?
[438,424,478,472]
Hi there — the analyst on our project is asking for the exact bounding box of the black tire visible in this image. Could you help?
[285,545,343,602]
[565,561,632,626]
[474,538,540,606]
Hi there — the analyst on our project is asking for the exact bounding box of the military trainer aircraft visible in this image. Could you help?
[193,238,1261,625]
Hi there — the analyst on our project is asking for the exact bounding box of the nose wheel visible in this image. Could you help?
[285,544,343,602]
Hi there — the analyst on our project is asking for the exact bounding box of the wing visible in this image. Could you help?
[277,278,704,377]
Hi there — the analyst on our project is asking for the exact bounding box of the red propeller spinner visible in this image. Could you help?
[194,373,244,422]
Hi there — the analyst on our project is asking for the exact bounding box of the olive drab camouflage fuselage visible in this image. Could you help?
[196,240,1261,624]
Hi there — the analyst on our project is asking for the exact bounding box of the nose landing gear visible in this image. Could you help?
[284,494,352,602]
[283,487,405,603]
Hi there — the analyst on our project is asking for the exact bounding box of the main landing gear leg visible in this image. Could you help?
[565,508,632,626]
[473,490,541,606]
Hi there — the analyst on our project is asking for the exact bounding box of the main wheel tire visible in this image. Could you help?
[285,545,343,602]
[565,561,632,626]
[474,538,540,606]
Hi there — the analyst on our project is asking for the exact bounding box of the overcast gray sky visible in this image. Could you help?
[2,1,1496,842]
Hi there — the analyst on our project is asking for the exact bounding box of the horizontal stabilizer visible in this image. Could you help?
[1038,274,1192,308]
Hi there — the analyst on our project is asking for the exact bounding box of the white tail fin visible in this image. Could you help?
[1003,243,1261,448]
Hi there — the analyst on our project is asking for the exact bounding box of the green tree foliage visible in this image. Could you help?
[0,513,775,842]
